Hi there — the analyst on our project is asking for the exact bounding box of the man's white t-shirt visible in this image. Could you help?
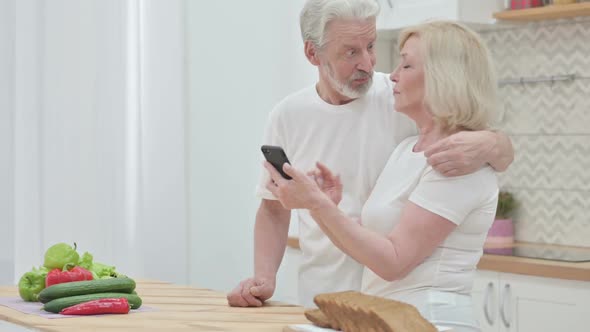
[256,72,416,307]
[361,136,498,328]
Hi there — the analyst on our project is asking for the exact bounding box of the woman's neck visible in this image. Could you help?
[412,111,451,152]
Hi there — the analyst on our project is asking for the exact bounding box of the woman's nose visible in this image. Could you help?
[390,67,400,83]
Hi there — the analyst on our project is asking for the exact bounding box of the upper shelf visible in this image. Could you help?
[494,3,590,21]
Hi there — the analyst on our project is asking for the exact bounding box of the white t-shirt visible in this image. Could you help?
[361,136,498,327]
[256,72,416,307]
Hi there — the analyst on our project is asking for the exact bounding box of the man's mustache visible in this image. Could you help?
[351,70,373,80]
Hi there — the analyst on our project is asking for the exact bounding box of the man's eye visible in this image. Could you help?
[403,65,411,69]
[346,50,356,57]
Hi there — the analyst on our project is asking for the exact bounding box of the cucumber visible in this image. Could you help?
[43,292,142,313]
[38,278,136,303]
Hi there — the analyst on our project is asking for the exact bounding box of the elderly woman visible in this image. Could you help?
[265,21,499,331]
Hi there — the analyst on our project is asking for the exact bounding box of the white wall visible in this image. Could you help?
[135,0,188,283]
[11,0,134,279]
[7,0,188,284]
[3,0,314,292]
[186,0,316,293]
[0,0,15,284]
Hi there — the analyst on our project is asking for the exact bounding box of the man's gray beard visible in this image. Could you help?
[325,64,373,99]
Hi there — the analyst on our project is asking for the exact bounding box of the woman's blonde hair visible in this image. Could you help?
[398,21,498,132]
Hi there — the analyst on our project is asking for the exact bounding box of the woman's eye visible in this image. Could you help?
[346,50,356,57]
[403,65,410,69]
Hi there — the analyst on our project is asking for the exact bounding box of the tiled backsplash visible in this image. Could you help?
[384,18,590,247]
[481,19,590,247]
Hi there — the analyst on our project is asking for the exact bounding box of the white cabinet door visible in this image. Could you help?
[393,0,457,29]
[377,0,503,31]
[474,270,590,332]
[499,273,590,332]
[377,0,456,31]
[473,270,502,332]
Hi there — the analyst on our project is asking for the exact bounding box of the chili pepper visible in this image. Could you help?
[45,263,93,287]
[59,298,130,315]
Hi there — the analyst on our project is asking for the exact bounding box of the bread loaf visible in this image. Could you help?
[304,291,437,332]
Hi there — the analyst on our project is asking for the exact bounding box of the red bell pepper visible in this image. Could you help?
[45,264,93,287]
[59,298,130,315]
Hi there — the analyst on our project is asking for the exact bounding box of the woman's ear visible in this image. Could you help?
[304,41,320,66]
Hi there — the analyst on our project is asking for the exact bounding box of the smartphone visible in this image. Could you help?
[261,145,292,180]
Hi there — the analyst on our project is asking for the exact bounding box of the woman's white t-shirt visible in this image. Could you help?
[360,136,498,326]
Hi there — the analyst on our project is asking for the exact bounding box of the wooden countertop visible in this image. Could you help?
[0,279,309,331]
[287,237,590,282]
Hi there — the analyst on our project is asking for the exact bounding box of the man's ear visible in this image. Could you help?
[304,41,321,66]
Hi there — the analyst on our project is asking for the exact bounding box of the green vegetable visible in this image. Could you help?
[18,266,49,302]
[77,252,93,270]
[43,293,142,313]
[91,262,119,279]
[77,251,119,279]
[38,278,136,303]
[44,243,80,270]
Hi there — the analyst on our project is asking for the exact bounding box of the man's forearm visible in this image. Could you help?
[254,200,291,279]
[489,131,514,172]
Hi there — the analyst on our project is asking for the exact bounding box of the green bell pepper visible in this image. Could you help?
[43,242,79,270]
[18,266,49,302]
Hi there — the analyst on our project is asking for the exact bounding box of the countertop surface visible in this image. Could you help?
[287,237,590,282]
[0,279,309,332]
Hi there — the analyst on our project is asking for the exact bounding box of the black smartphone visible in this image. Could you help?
[261,145,292,180]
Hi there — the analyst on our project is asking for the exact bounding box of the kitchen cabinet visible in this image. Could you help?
[376,0,504,32]
[472,270,590,332]
[281,239,590,331]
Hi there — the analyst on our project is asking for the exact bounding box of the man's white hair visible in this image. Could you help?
[300,0,380,48]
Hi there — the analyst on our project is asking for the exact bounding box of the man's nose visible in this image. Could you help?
[357,50,375,73]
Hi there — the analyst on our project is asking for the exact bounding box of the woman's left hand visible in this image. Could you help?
[264,162,328,210]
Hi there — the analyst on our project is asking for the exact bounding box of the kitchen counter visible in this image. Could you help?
[0,279,308,331]
[287,237,590,282]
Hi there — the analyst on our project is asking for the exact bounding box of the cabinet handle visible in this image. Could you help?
[483,282,495,325]
[500,283,512,328]
[386,0,393,9]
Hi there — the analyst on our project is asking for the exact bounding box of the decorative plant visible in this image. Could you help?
[496,191,517,220]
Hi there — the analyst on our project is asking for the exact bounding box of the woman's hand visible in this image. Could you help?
[307,162,342,205]
[264,161,331,210]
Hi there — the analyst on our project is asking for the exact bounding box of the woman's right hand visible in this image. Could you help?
[308,162,343,205]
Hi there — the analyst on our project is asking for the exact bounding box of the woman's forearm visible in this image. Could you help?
[309,198,407,281]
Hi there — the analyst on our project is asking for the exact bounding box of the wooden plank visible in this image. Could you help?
[0,282,309,331]
[493,3,590,21]
[478,254,590,282]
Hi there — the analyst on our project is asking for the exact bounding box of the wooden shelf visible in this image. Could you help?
[494,3,590,21]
